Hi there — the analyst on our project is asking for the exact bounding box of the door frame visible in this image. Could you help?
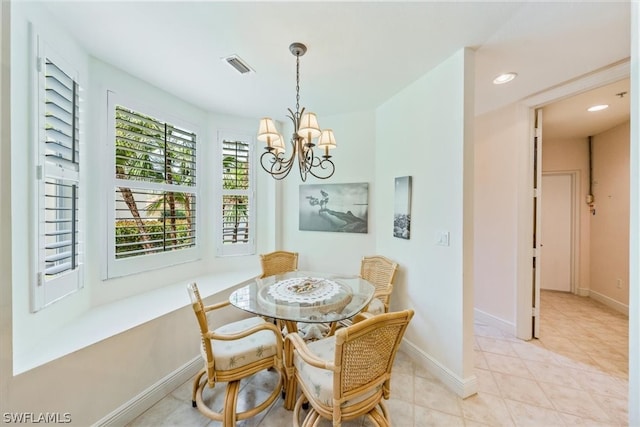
[541,171,580,295]
[515,59,630,340]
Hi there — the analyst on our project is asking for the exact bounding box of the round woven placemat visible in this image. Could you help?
[267,277,341,303]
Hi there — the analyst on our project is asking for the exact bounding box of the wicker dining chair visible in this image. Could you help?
[259,250,299,278]
[283,309,414,426]
[360,255,399,315]
[259,250,299,333]
[187,282,284,426]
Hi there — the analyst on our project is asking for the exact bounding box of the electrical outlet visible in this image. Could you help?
[616,279,622,289]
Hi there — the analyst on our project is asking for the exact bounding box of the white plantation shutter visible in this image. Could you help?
[113,106,197,259]
[106,94,200,278]
[34,42,83,311]
[217,132,255,256]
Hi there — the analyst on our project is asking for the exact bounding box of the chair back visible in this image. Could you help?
[360,255,398,306]
[333,309,413,401]
[187,282,208,334]
[260,250,298,278]
[187,282,216,383]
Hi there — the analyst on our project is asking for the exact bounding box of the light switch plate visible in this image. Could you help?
[436,231,450,246]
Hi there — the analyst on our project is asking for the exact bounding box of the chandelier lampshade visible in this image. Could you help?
[257,118,279,147]
[258,42,336,181]
[317,129,337,155]
[297,112,322,139]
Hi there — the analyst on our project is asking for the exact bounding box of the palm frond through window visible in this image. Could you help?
[222,140,250,245]
[114,106,196,259]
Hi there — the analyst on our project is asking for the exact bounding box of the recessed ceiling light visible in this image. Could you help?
[493,72,518,85]
[587,104,609,112]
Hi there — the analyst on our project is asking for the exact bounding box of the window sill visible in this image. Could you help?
[13,270,260,375]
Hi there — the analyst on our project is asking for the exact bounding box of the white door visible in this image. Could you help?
[540,174,573,292]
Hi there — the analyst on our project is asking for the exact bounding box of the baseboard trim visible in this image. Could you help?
[93,356,202,427]
[588,290,629,316]
[400,339,477,398]
[474,308,516,337]
[576,287,590,297]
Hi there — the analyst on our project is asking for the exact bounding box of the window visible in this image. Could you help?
[33,40,83,311]
[217,132,255,256]
[106,94,199,278]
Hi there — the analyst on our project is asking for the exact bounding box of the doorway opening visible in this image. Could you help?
[517,59,631,341]
[521,63,630,382]
[533,79,631,333]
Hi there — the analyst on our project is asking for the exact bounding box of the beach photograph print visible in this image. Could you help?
[299,183,368,233]
[394,176,411,239]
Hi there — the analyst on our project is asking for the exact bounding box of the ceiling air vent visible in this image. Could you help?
[223,55,254,74]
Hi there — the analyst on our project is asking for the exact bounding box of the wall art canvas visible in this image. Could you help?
[394,176,412,239]
[299,183,368,233]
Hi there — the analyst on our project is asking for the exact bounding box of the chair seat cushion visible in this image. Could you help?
[294,336,379,407]
[366,297,385,315]
[204,317,278,371]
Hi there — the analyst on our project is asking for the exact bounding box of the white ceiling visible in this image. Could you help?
[40,1,631,135]
[543,78,630,140]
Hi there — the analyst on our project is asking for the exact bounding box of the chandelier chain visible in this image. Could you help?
[295,54,300,116]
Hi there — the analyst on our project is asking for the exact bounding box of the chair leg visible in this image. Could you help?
[194,379,224,422]
[377,400,389,421]
[367,406,389,427]
[194,373,282,424]
[283,340,298,410]
[194,379,242,425]
[284,373,298,410]
[292,393,308,427]
[327,321,337,336]
[307,411,321,427]
[223,380,241,426]
[191,369,206,408]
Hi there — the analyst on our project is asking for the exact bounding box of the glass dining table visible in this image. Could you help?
[229,270,376,337]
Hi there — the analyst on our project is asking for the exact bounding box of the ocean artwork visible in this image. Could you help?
[299,183,368,233]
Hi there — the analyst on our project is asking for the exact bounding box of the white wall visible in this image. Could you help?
[280,109,377,275]
[590,121,630,307]
[541,135,591,295]
[473,104,522,330]
[375,48,476,394]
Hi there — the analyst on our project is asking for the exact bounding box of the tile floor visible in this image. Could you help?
[128,291,629,426]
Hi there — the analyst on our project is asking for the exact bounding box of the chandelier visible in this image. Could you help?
[257,42,337,181]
